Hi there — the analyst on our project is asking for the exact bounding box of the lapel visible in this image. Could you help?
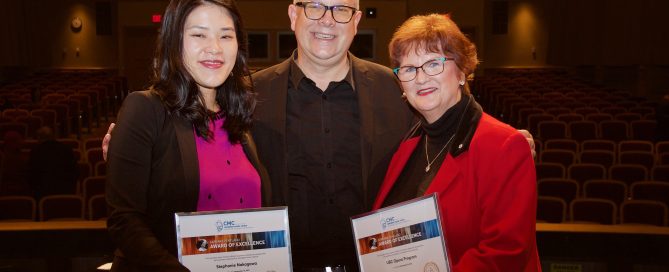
[352,55,376,203]
[374,137,462,208]
[265,60,290,143]
[266,60,291,202]
[424,154,461,196]
[374,137,420,207]
[172,115,200,204]
[241,132,272,206]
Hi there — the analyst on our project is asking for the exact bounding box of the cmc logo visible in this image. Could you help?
[380,216,406,230]
[381,217,395,230]
[216,220,245,232]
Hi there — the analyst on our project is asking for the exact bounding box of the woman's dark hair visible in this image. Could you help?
[152,0,254,143]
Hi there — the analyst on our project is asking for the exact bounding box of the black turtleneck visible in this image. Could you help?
[382,95,470,207]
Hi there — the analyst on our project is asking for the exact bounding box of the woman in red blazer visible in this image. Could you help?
[373,14,541,271]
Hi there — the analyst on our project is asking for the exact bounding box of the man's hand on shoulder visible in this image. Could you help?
[102,123,115,161]
[517,129,536,159]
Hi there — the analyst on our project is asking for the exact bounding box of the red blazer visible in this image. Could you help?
[373,112,541,272]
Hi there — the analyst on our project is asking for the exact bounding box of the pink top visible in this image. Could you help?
[195,117,261,211]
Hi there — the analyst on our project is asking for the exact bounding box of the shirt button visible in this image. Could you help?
[326,163,332,168]
[324,128,330,133]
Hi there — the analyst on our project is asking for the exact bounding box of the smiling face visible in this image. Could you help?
[288,0,361,67]
[399,48,465,124]
[182,3,238,94]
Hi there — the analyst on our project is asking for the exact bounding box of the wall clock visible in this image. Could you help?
[71,17,83,32]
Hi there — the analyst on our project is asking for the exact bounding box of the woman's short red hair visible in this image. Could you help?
[389,14,478,84]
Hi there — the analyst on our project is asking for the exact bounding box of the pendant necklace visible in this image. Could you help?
[424,134,455,172]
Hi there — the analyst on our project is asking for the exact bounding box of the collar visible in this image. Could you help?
[423,95,470,144]
[288,50,356,91]
[403,93,483,158]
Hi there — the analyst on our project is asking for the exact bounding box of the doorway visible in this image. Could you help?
[121,26,158,91]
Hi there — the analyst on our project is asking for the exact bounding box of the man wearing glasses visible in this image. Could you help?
[251,1,415,271]
[102,1,535,270]
[253,2,535,271]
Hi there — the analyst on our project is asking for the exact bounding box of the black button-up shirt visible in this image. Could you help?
[286,57,363,268]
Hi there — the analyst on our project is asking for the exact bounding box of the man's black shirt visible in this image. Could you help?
[286,59,363,269]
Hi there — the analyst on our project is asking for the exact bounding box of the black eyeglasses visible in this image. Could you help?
[392,57,455,82]
[294,2,358,24]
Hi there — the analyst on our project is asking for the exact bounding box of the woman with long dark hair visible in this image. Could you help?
[106,0,270,270]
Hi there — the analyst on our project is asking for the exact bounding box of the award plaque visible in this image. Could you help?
[175,207,292,272]
[351,194,450,272]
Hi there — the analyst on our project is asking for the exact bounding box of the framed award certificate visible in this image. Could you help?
[350,194,450,272]
[175,207,292,272]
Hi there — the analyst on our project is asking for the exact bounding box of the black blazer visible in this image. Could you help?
[106,90,271,271]
[251,53,415,209]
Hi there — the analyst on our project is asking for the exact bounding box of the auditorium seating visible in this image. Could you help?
[0,196,36,221]
[570,198,617,225]
[661,154,669,165]
[600,120,629,142]
[583,179,628,206]
[631,181,669,208]
[474,68,665,227]
[95,161,107,177]
[538,178,579,205]
[619,140,654,153]
[0,72,115,221]
[581,140,616,153]
[569,121,598,141]
[653,165,669,182]
[82,176,106,206]
[536,162,566,179]
[545,139,579,153]
[88,194,110,221]
[620,200,668,226]
[610,164,648,187]
[579,150,616,169]
[38,194,85,221]
[619,151,655,170]
[568,163,607,186]
[541,150,576,169]
[0,69,126,140]
[537,196,567,223]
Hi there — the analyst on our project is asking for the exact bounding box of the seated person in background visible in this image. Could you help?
[28,126,77,200]
[0,131,29,196]
[373,14,540,271]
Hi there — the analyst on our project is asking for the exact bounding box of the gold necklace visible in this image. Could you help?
[424,134,455,172]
